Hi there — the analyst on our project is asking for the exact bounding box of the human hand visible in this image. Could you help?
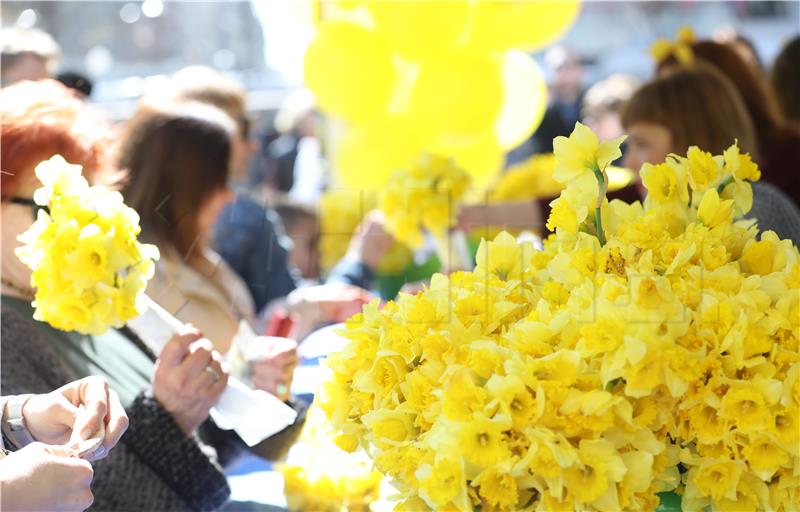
[152,326,229,435]
[249,337,298,400]
[288,283,372,324]
[0,442,94,511]
[22,376,128,461]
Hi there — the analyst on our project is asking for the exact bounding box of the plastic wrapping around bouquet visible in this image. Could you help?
[127,296,298,446]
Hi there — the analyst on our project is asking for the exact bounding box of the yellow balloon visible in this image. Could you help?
[432,132,505,188]
[304,21,397,123]
[409,51,504,138]
[365,0,473,57]
[334,118,423,189]
[496,50,548,150]
[468,0,581,51]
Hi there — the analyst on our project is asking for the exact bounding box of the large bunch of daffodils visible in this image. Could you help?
[322,124,799,511]
[380,154,471,249]
[16,156,159,335]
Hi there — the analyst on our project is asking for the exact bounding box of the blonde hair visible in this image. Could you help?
[170,65,247,120]
[582,74,640,120]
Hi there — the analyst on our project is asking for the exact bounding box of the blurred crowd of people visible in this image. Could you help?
[1,22,799,511]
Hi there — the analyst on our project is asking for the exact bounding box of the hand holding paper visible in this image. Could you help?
[151,328,229,435]
[127,296,297,446]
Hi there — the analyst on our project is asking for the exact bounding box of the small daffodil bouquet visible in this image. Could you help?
[319,189,379,274]
[319,189,412,277]
[278,404,384,512]
[380,153,471,250]
[489,153,634,203]
[490,154,563,202]
[321,123,799,511]
[15,155,159,335]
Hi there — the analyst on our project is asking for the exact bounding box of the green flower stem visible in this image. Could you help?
[716,175,734,194]
[593,168,608,246]
[594,206,606,246]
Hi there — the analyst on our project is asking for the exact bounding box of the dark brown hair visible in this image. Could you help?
[658,40,784,150]
[119,101,234,257]
[622,65,756,156]
[772,36,800,125]
[658,39,800,204]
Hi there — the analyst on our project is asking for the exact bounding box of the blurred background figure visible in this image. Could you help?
[581,73,640,142]
[507,45,585,163]
[771,36,800,128]
[273,201,321,282]
[0,27,60,85]
[533,45,586,153]
[259,90,322,205]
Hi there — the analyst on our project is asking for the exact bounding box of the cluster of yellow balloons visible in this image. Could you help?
[304,0,581,189]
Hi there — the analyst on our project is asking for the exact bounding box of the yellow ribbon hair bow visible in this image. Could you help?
[650,26,696,65]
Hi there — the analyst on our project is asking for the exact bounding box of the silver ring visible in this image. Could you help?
[204,365,220,383]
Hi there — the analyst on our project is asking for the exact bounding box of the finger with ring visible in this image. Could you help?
[204,364,221,383]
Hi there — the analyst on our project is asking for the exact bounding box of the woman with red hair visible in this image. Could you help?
[0,80,110,196]
[1,80,250,509]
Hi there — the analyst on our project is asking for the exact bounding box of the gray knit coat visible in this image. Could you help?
[748,181,800,246]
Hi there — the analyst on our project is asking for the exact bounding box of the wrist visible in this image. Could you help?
[173,415,198,437]
[2,395,36,449]
[151,392,196,437]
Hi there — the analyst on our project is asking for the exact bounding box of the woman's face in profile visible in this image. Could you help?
[623,122,673,175]
[197,186,234,241]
